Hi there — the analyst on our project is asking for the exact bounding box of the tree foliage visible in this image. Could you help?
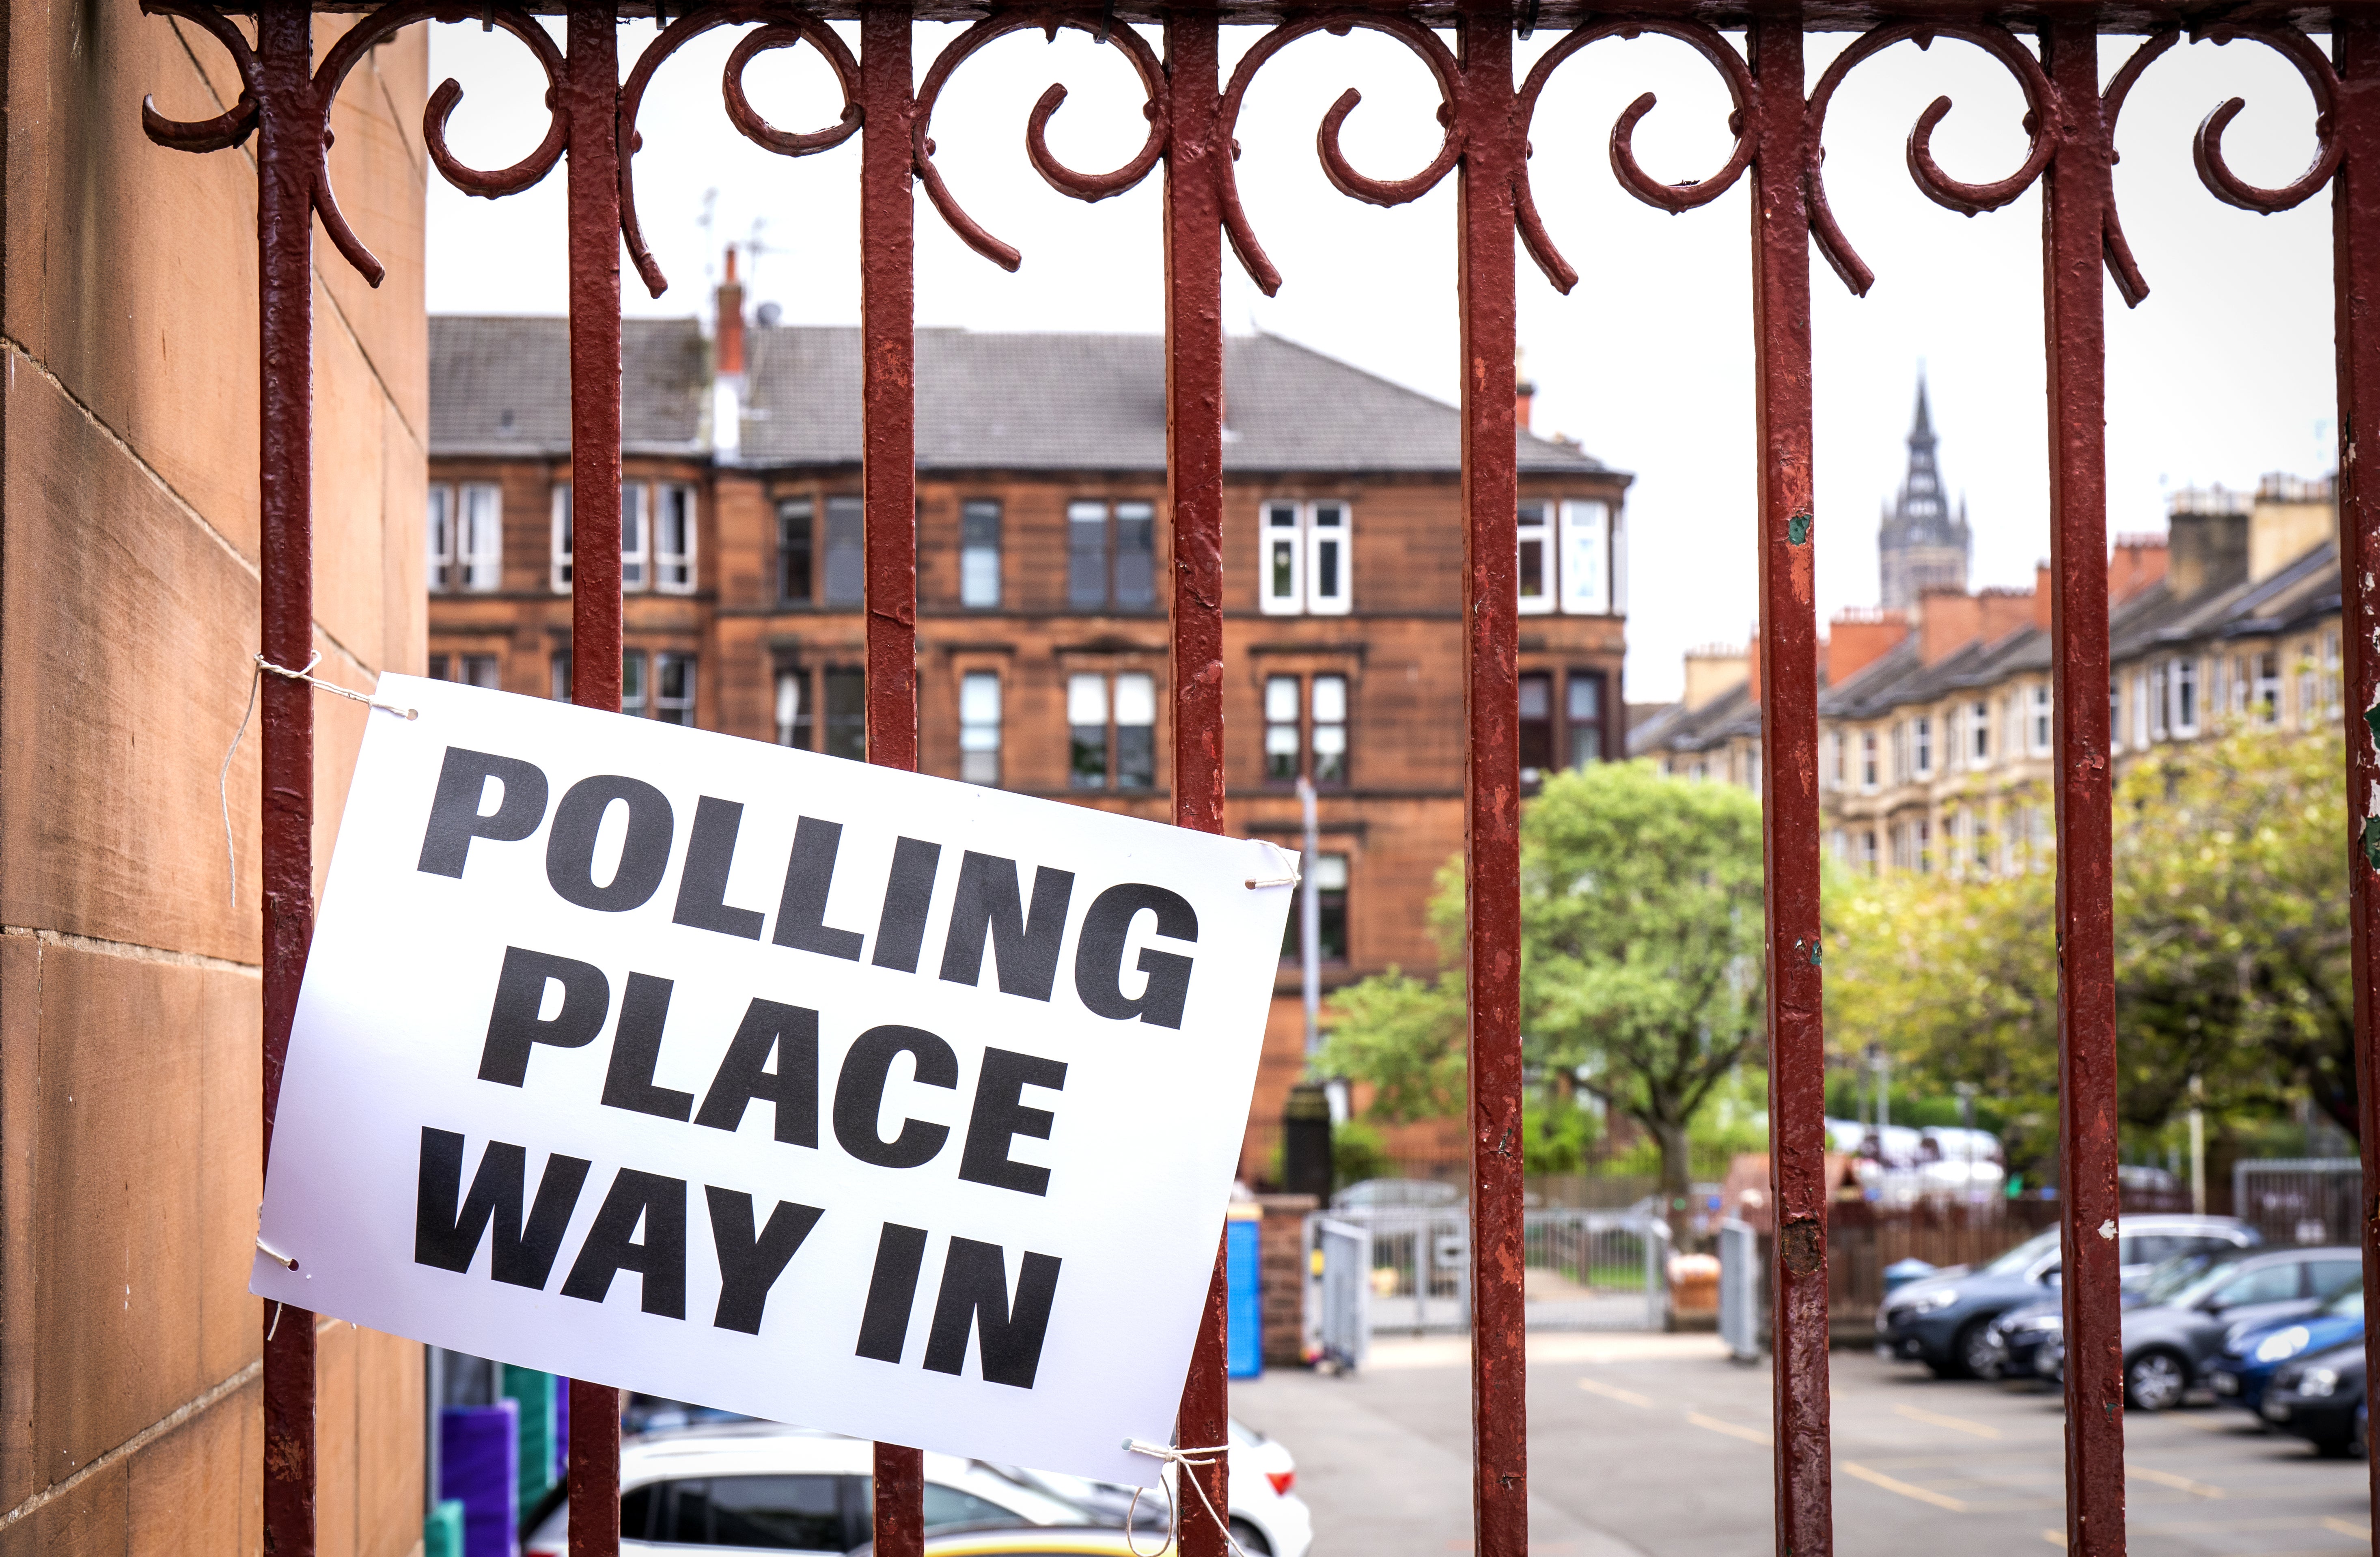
[1827,727,2354,1167]
[1319,761,1769,1204]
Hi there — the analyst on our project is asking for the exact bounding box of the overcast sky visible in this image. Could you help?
[424,22,2337,701]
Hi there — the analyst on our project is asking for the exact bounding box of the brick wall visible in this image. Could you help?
[2,9,429,1553]
[1255,1196,1318,1365]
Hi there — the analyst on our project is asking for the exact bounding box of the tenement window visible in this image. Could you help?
[961,500,1002,608]
[824,667,866,759]
[1567,672,1606,767]
[429,653,499,688]
[1280,853,1349,963]
[429,483,502,593]
[1520,672,1554,787]
[1070,500,1158,611]
[653,652,697,724]
[1258,500,1352,615]
[1970,699,1991,763]
[2030,685,2051,754]
[1069,672,1157,790]
[775,667,811,747]
[959,671,1002,785]
[1912,715,1933,778]
[551,487,573,591]
[1263,674,1351,787]
[778,499,813,604]
[823,497,864,607]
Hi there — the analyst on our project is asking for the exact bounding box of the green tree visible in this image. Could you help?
[1828,727,2354,1168]
[1320,762,1769,1228]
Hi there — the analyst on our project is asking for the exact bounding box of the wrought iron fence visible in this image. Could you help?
[136,3,2380,1555]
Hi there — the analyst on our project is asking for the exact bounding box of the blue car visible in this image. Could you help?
[2208,1287,2364,1413]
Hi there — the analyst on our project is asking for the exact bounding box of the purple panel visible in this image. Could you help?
[441,1402,520,1557]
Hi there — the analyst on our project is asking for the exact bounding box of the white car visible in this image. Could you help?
[523,1419,1311,1557]
[990,1418,1311,1557]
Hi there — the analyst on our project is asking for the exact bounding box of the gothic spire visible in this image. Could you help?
[1878,366,1970,609]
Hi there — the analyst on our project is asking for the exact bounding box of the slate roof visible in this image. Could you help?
[427,316,1616,477]
[1802,538,2346,730]
[1626,681,1759,759]
[741,327,1609,474]
[429,316,709,457]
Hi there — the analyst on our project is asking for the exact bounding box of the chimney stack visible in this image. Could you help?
[1826,608,1910,686]
[2108,534,2169,603]
[1516,373,1536,434]
[716,245,746,378]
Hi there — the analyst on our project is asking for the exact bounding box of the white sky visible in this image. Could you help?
[424,22,2337,702]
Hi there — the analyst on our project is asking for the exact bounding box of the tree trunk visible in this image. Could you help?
[1651,1118,1695,1249]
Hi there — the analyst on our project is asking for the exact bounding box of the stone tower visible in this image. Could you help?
[1879,372,1972,609]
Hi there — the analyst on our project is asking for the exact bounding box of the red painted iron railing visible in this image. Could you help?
[134,4,2380,1556]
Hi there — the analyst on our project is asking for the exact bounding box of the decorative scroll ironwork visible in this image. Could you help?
[1513,19,1754,292]
[620,2,861,293]
[914,13,1168,270]
[2193,22,2341,214]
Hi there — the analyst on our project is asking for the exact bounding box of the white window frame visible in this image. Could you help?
[1912,715,1933,779]
[1970,699,1991,764]
[1558,499,1610,615]
[550,485,573,593]
[2149,661,2169,740]
[655,482,697,594]
[776,667,806,747]
[1860,730,1879,792]
[2030,683,2052,754]
[427,483,455,593]
[1259,500,1304,616]
[1305,501,1352,615]
[1517,502,1554,616]
[459,482,502,592]
[2173,655,2200,737]
[959,670,1002,786]
[622,482,651,591]
[2131,671,2150,748]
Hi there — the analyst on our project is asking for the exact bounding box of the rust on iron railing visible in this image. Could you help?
[133,4,2380,1557]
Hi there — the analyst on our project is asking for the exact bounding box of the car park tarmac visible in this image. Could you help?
[1230,1336,2373,1557]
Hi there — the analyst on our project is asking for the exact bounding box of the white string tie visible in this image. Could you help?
[219,652,418,905]
[1244,841,1302,891]
[1121,1440,1251,1557]
[256,1237,299,1271]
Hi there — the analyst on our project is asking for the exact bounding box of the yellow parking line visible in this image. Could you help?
[1893,1403,2004,1439]
[1686,1412,1772,1447]
[2126,1464,2224,1499]
[1576,1378,1652,1408]
[2324,1517,2371,1539]
[1840,1460,1968,1512]
[2041,1532,2066,1549]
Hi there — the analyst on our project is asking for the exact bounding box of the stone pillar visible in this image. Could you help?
[1255,1195,1320,1366]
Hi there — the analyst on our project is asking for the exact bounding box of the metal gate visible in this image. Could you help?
[139,3,2380,1555]
[1336,1206,1665,1334]
[2236,1158,2365,1247]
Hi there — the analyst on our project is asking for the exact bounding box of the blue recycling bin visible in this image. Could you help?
[1226,1215,1262,1378]
[440,1402,519,1557]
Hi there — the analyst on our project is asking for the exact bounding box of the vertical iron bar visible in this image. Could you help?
[1165,14,1230,1555]
[2329,20,2380,1549]
[565,8,624,1554]
[859,8,928,1547]
[257,1,318,1552]
[1455,12,1526,1557]
[2041,22,2124,1557]
[1746,15,1831,1555]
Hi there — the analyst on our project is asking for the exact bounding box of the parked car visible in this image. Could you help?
[2261,1337,2369,1456]
[2210,1287,2367,1414]
[523,1418,1311,1557]
[1985,1246,2248,1381]
[987,1418,1310,1557]
[1875,1216,2258,1378]
[852,1528,1173,1557]
[2011,1245,2358,1407]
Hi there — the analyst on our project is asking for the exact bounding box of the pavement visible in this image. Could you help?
[1229,1335,2375,1557]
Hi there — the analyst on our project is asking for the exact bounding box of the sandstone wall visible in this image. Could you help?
[2,5,429,1551]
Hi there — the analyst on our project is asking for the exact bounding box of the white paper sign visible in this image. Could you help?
[253,676,1289,1485]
